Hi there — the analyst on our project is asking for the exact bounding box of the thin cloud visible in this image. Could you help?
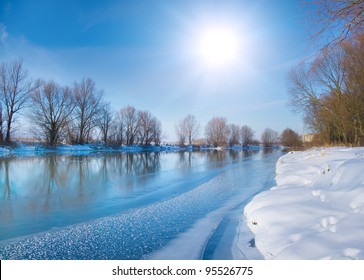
[0,24,9,43]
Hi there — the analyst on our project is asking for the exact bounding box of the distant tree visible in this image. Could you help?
[95,102,114,144]
[241,125,255,147]
[205,117,229,147]
[113,110,125,145]
[0,103,3,143]
[119,105,140,146]
[151,117,162,146]
[29,80,74,146]
[250,139,261,146]
[69,78,103,144]
[281,128,302,148]
[138,110,162,146]
[0,59,39,143]
[115,107,163,146]
[175,121,187,146]
[261,128,279,147]
[175,114,200,146]
[227,123,240,146]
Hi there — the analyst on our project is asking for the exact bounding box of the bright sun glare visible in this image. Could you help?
[198,27,240,67]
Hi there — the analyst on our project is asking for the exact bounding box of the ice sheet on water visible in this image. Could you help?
[0,176,221,258]
[146,198,242,260]
[0,154,277,260]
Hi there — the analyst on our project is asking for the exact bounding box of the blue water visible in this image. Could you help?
[0,149,282,259]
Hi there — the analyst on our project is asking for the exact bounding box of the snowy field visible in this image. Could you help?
[244,147,364,260]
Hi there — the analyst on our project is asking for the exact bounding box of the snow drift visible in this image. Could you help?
[244,147,364,259]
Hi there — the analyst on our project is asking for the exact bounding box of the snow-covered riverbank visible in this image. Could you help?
[0,143,261,157]
[243,147,364,259]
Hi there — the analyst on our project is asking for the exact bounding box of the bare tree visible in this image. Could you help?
[115,107,163,146]
[287,62,321,113]
[119,105,139,146]
[175,121,187,146]
[151,117,162,146]
[138,110,156,146]
[0,103,3,143]
[95,103,114,144]
[70,78,103,144]
[281,128,302,148]
[175,114,200,146]
[0,59,39,143]
[287,59,334,143]
[241,125,255,147]
[29,80,74,146]
[227,123,240,146]
[342,32,364,145]
[205,117,229,147]
[288,35,364,145]
[261,128,279,147]
[113,110,125,145]
[312,0,364,44]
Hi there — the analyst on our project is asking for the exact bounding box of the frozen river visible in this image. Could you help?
[0,149,283,259]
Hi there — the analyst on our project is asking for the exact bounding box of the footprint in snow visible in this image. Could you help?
[311,190,326,202]
[349,202,360,213]
[343,248,360,259]
[319,216,338,233]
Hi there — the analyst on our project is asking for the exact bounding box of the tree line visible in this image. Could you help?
[288,0,364,146]
[0,59,162,146]
[0,58,301,148]
[0,59,299,147]
[175,114,302,148]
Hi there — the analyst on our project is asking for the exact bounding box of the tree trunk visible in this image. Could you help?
[5,112,13,143]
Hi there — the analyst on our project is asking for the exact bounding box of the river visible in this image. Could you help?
[0,148,283,259]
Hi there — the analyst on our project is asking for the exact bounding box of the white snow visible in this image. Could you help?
[243,147,364,259]
[0,143,261,157]
[0,144,183,157]
[0,147,10,154]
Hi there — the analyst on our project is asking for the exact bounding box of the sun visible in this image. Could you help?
[197,26,240,67]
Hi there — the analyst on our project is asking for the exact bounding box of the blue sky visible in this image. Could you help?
[0,0,317,142]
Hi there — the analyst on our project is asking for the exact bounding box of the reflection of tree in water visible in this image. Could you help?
[206,150,227,168]
[262,147,277,156]
[0,153,162,222]
[0,159,13,223]
[122,152,161,188]
[40,157,60,212]
[229,150,240,160]
[142,152,160,175]
[17,156,75,214]
[176,152,193,171]
[206,149,260,168]
[242,149,259,158]
[55,153,162,195]
[0,159,11,199]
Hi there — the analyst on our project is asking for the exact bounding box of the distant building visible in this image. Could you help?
[302,133,315,143]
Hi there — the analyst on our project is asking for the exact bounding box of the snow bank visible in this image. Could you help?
[0,143,264,157]
[0,144,185,157]
[244,147,364,260]
[0,147,10,154]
